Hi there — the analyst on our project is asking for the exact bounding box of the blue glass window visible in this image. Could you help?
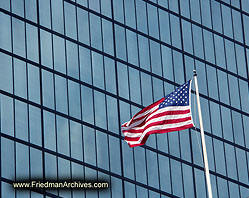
[39,0,51,29]
[106,96,119,134]
[224,144,238,180]
[53,35,66,74]
[25,0,37,23]
[115,25,127,61]
[136,0,148,34]
[30,148,43,178]
[228,75,241,109]
[225,40,236,73]
[64,2,77,40]
[158,154,171,193]
[77,8,90,45]
[201,0,212,28]
[213,139,226,175]
[210,101,222,137]
[81,86,94,124]
[29,105,42,146]
[211,0,222,33]
[235,44,247,78]
[182,20,193,54]
[222,5,233,38]
[1,138,15,179]
[100,0,111,18]
[12,18,25,57]
[134,147,147,184]
[55,75,68,115]
[170,14,182,49]
[122,141,135,180]
[14,58,27,99]
[104,57,116,94]
[51,0,64,34]
[42,70,55,109]
[147,4,159,39]
[56,115,70,156]
[147,150,159,189]
[0,53,13,93]
[141,72,153,106]
[126,29,138,65]
[0,13,11,52]
[113,0,124,23]
[0,0,10,10]
[182,164,195,197]
[79,47,92,84]
[92,52,104,89]
[83,126,96,165]
[129,67,141,104]
[68,80,81,120]
[124,0,136,28]
[27,64,40,103]
[44,111,56,151]
[217,70,229,105]
[40,30,53,69]
[161,46,174,81]
[70,121,83,161]
[117,62,130,100]
[66,41,79,79]
[217,177,229,198]
[232,10,243,43]
[16,143,29,178]
[214,35,226,69]
[15,100,28,141]
[221,106,233,142]
[159,9,171,45]
[0,95,14,136]
[171,159,183,197]
[90,14,102,51]
[94,90,107,129]
[138,35,150,71]
[12,0,24,17]
[203,30,215,64]
[102,19,114,56]
[190,0,201,23]
[232,111,244,146]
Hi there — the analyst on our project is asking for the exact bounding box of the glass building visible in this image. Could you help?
[0,0,249,197]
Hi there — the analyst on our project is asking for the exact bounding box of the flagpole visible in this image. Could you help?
[193,70,213,198]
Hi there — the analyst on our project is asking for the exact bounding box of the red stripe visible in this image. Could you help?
[122,116,192,134]
[127,109,191,129]
[122,109,191,130]
[127,123,194,147]
[123,98,164,127]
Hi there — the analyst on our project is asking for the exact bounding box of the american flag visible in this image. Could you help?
[122,80,194,147]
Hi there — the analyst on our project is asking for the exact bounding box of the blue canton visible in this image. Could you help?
[159,81,191,109]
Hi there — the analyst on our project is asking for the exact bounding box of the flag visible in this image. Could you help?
[122,80,194,147]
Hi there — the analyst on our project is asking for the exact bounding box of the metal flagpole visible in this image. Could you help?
[193,70,213,198]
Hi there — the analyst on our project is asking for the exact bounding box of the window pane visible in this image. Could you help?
[29,105,42,146]
[0,53,13,93]
[0,13,11,51]
[55,75,68,114]
[51,0,64,34]
[66,41,79,79]
[64,2,77,39]
[28,64,40,103]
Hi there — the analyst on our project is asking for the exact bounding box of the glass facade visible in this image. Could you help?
[0,0,249,197]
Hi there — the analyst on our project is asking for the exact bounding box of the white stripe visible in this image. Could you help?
[122,106,190,130]
[126,120,193,145]
[123,112,192,137]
